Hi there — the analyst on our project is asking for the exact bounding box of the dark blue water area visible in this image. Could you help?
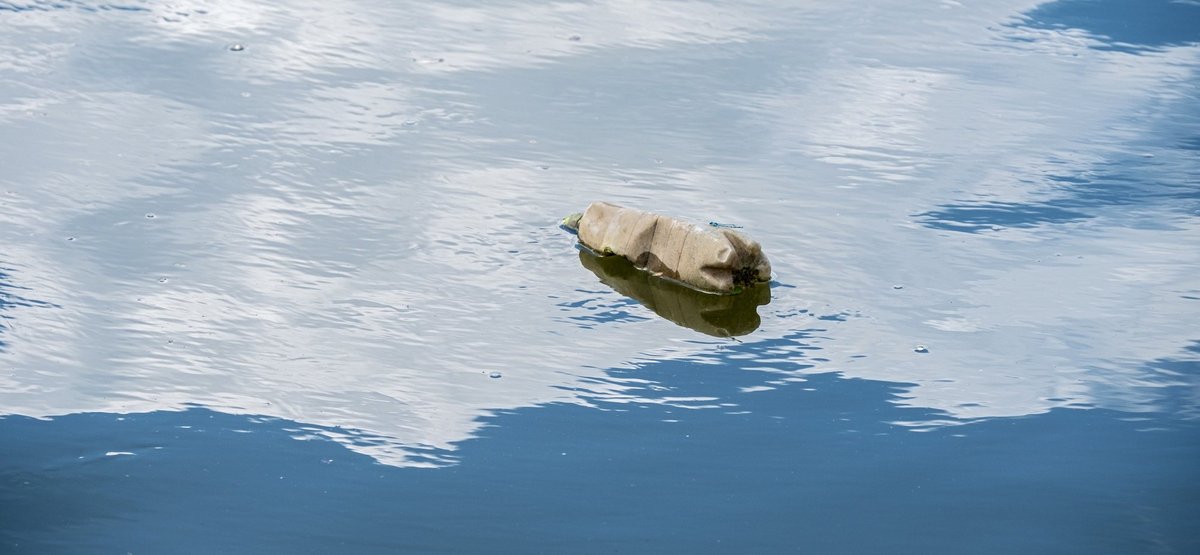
[1016,0,1200,52]
[3,335,1197,553]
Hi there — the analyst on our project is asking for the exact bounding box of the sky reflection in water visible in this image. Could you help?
[2,347,1197,551]
[0,0,1197,471]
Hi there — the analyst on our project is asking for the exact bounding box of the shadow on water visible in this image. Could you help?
[2,332,1198,553]
[1015,0,1200,52]
[576,249,770,338]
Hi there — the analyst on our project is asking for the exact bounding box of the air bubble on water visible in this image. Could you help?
[158,277,168,283]
[489,371,502,379]
[914,345,929,354]
[402,120,417,127]
[145,213,156,219]
[892,284,903,290]
[229,43,245,52]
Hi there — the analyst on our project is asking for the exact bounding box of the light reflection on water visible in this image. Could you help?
[0,0,1198,468]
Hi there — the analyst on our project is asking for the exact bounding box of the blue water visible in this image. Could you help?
[4,356,1197,553]
[2,0,1199,552]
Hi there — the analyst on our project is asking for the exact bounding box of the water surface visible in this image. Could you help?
[1,0,1198,552]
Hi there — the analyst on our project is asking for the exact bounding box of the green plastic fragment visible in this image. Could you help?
[561,212,583,230]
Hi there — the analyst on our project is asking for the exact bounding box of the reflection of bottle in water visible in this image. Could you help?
[577,250,770,338]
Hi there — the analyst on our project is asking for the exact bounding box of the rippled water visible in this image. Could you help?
[2,0,1198,552]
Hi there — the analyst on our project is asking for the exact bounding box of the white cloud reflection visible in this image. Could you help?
[1,0,1198,467]
[125,0,785,80]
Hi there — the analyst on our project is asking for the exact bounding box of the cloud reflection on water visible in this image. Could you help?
[0,0,1197,466]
